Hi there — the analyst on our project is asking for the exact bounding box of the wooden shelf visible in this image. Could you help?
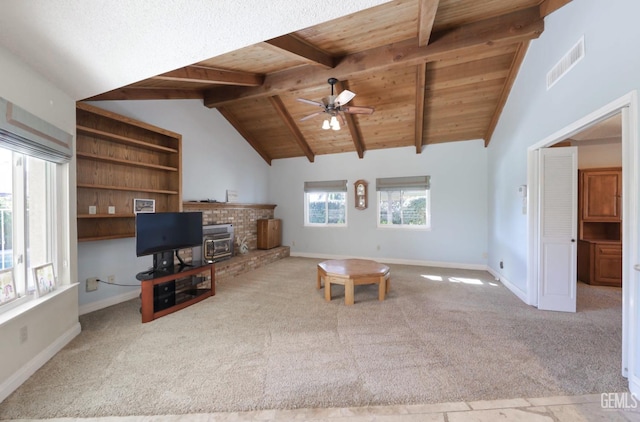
[76,103,182,242]
[76,126,178,153]
[78,233,134,242]
[77,183,179,195]
[76,151,178,172]
[78,213,136,219]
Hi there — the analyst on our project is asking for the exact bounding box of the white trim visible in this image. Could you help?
[487,266,530,304]
[0,321,80,403]
[79,289,140,316]
[622,93,640,392]
[290,252,487,271]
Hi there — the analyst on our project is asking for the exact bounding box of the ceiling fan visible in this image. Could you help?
[297,77,374,130]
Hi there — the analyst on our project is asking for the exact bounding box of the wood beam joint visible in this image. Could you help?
[203,7,544,108]
[269,96,315,163]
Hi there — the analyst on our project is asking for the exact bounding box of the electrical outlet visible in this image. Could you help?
[19,325,28,344]
[499,260,504,269]
[86,277,98,292]
[107,275,115,284]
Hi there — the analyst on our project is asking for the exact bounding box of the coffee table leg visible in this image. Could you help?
[317,270,322,289]
[378,276,386,301]
[325,279,332,301]
[345,280,355,305]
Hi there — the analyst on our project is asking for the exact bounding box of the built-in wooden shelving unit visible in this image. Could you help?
[76,103,183,242]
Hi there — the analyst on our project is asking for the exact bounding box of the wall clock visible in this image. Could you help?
[354,179,368,210]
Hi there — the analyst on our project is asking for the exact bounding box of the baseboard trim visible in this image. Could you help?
[290,252,487,271]
[79,290,140,316]
[0,322,81,403]
[487,266,530,305]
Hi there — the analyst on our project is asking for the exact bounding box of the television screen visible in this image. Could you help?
[135,212,203,257]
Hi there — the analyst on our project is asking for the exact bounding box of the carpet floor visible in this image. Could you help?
[0,257,627,419]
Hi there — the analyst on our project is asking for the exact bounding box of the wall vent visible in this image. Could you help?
[546,36,585,90]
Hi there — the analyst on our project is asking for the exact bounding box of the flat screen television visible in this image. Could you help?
[135,211,203,277]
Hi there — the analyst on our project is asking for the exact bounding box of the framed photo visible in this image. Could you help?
[33,263,56,297]
[134,198,155,214]
[226,190,238,203]
[0,268,17,304]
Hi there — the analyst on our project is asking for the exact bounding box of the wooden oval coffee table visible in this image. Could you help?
[317,259,390,305]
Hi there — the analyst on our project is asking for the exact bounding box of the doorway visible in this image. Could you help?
[526,91,639,391]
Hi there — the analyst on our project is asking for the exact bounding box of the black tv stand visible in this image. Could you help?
[139,261,215,323]
[136,250,195,281]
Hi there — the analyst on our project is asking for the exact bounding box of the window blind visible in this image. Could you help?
[375,176,430,191]
[304,180,348,192]
[0,97,73,163]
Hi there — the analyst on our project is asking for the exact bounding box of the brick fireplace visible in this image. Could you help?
[182,202,289,281]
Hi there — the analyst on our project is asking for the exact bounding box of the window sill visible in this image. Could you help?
[0,283,79,328]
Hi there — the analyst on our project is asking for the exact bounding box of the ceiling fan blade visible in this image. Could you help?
[297,98,325,108]
[342,105,375,115]
[335,89,356,106]
[300,111,324,121]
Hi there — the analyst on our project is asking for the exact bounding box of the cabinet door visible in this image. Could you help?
[594,243,622,286]
[581,170,621,221]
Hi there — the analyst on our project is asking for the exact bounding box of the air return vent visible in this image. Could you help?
[547,37,585,90]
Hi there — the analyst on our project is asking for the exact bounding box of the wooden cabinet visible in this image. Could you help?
[577,167,622,287]
[76,103,182,242]
[139,262,214,323]
[577,240,622,287]
[257,219,281,249]
[580,168,621,221]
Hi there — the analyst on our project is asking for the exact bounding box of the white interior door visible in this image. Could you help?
[538,146,578,312]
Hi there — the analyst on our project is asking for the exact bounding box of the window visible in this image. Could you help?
[0,148,59,303]
[377,176,431,229]
[0,98,71,310]
[304,180,347,226]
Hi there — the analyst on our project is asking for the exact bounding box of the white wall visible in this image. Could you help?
[577,142,622,169]
[0,45,79,402]
[487,0,640,291]
[270,140,488,267]
[77,100,270,311]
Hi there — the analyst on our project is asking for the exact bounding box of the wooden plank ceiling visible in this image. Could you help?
[85,0,571,165]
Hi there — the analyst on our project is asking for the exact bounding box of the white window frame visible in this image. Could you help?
[304,180,348,227]
[376,176,431,230]
[0,96,71,314]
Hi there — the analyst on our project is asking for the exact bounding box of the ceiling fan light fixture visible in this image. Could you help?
[330,115,340,130]
[322,119,331,130]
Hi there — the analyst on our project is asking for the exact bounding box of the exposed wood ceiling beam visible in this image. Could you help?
[153,66,263,86]
[85,88,203,101]
[268,96,315,163]
[483,41,530,145]
[204,7,544,108]
[217,106,273,165]
[539,0,572,17]
[415,63,427,153]
[418,0,440,46]
[336,80,366,158]
[264,34,335,69]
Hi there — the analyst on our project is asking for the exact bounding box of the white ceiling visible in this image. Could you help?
[0,1,390,101]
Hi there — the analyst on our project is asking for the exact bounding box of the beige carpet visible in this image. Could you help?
[0,257,627,419]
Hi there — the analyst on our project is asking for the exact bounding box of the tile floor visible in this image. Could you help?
[5,394,640,421]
